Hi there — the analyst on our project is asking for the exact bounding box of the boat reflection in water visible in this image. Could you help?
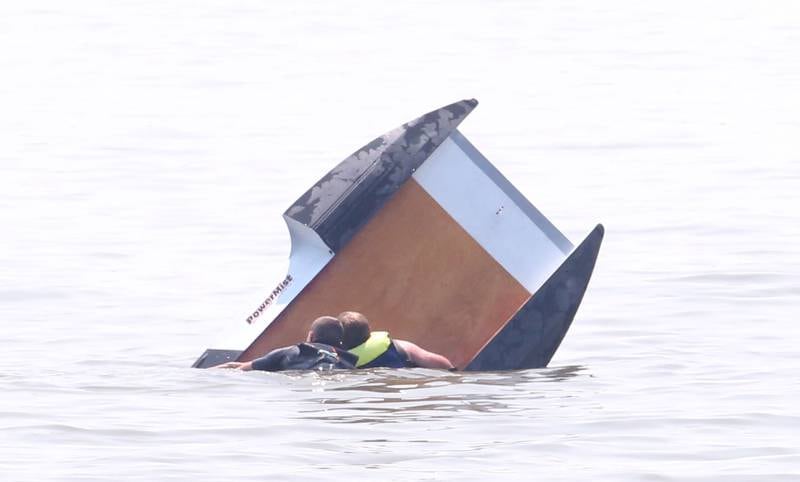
[273,365,589,425]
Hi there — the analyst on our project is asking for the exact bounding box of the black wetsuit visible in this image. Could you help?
[251,342,358,372]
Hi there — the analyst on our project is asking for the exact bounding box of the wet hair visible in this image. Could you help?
[338,311,371,349]
[309,316,345,347]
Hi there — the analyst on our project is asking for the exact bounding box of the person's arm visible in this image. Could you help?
[248,346,297,371]
[394,339,454,369]
[213,347,293,371]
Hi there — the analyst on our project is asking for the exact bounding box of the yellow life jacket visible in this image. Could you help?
[348,331,391,368]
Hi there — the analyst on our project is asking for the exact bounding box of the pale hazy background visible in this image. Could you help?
[1,1,799,480]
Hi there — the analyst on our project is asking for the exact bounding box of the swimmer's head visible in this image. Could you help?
[338,311,371,349]
[307,316,345,347]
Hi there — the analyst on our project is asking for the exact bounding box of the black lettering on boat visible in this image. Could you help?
[245,274,294,324]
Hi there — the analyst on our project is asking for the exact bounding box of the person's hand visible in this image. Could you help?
[213,361,245,369]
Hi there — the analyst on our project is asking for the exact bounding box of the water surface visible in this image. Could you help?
[1,1,799,480]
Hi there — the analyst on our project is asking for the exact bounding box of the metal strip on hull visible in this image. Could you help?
[412,132,570,294]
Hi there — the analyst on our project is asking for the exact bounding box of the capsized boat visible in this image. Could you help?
[193,99,603,370]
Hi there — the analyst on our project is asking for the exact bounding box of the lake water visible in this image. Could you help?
[1,1,799,480]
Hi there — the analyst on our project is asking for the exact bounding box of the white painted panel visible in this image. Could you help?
[413,137,568,293]
[216,217,334,349]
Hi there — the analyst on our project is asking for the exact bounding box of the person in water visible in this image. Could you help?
[214,316,357,371]
[339,311,454,369]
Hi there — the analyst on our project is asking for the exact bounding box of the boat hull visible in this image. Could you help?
[193,99,603,371]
